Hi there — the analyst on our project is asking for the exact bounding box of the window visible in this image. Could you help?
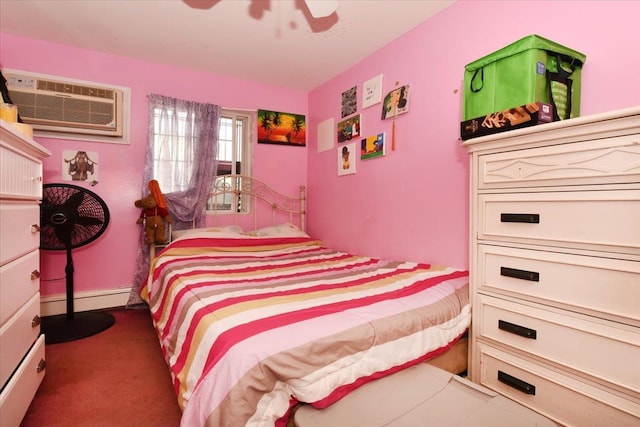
[151,107,252,213]
[210,111,253,212]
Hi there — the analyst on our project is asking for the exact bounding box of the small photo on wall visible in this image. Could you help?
[381,84,410,120]
[337,114,361,143]
[341,86,357,118]
[338,142,357,176]
[360,133,386,160]
[62,149,99,182]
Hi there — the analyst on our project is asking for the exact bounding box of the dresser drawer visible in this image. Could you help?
[477,295,640,395]
[0,142,44,199]
[478,343,640,426]
[0,293,41,388]
[478,134,640,189]
[0,250,40,326]
[0,203,41,265]
[0,334,45,427]
[478,244,640,324]
[478,190,640,254]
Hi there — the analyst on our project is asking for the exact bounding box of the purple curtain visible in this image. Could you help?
[127,94,221,306]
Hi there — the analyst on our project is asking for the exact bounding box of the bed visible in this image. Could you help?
[141,175,470,427]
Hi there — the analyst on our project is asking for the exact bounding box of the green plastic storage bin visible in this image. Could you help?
[463,35,586,121]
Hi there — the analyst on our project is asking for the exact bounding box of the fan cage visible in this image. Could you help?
[41,183,110,250]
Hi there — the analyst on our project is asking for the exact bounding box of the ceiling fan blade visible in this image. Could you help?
[305,0,338,18]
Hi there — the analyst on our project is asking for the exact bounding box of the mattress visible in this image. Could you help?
[142,231,470,427]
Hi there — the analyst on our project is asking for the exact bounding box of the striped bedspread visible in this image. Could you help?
[142,235,470,427]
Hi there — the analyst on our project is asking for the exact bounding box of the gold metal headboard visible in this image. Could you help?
[209,175,306,231]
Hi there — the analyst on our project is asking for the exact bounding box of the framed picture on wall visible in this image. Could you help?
[360,133,385,160]
[317,117,334,152]
[341,86,357,118]
[337,114,361,143]
[338,142,356,176]
[62,149,99,183]
[381,84,411,120]
[257,109,306,146]
[362,74,383,109]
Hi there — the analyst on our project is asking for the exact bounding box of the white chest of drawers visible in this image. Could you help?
[0,120,51,427]
[464,107,640,426]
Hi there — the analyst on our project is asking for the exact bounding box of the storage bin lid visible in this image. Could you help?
[465,34,586,72]
[294,363,557,427]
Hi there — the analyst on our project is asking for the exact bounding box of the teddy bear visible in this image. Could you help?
[135,180,173,245]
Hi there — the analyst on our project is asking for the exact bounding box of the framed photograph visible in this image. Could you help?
[337,114,361,143]
[337,142,356,176]
[362,74,383,109]
[381,84,411,120]
[62,149,99,183]
[341,86,357,118]
[360,133,386,160]
[257,109,306,146]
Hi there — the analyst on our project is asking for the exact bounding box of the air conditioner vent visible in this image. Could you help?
[9,91,115,128]
[4,71,125,138]
[35,79,116,100]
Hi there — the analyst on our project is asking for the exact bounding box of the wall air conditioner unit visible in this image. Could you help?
[4,71,124,138]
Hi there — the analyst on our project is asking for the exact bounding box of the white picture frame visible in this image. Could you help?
[362,74,383,109]
[317,117,335,152]
[62,149,99,183]
[337,142,356,176]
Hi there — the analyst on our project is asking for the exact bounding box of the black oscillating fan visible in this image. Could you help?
[40,183,114,344]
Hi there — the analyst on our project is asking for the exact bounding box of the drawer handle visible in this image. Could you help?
[498,370,536,395]
[499,320,537,339]
[31,269,41,280]
[31,224,41,233]
[500,213,540,223]
[37,359,46,373]
[501,267,539,282]
[32,315,42,327]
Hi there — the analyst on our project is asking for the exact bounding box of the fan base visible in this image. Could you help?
[41,311,115,344]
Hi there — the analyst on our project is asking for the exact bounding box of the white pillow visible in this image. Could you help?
[171,224,244,239]
[247,223,309,238]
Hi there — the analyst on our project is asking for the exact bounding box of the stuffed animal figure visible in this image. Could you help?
[135,180,173,244]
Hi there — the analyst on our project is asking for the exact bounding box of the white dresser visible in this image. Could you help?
[0,120,51,427]
[463,107,640,426]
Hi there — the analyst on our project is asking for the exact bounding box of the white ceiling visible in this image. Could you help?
[0,0,456,91]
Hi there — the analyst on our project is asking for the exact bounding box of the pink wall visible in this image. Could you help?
[0,34,308,297]
[1,0,639,300]
[306,0,640,269]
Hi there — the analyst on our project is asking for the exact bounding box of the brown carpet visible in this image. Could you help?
[20,308,182,427]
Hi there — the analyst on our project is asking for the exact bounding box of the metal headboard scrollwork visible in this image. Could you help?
[208,175,306,231]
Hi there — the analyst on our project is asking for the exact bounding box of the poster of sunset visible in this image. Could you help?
[257,109,306,146]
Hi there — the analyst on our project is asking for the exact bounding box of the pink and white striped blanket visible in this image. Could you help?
[142,235,470,427]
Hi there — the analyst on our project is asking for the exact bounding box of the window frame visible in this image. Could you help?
[208,109,253,214]
[150,106,253,214]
